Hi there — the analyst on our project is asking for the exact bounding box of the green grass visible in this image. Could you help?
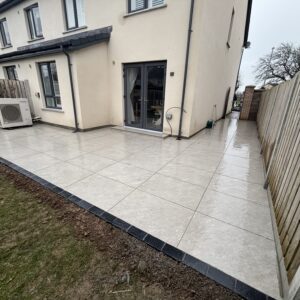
[0,175,102,299]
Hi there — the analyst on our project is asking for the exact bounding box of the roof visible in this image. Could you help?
[0,26,112,63]
[0,0,24,13]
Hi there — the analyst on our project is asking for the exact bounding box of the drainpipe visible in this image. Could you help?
[177,0,195,140]
[62,48,79,132]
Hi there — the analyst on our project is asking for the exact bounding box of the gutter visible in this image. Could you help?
[243,0,253,47]
[62,48,79,133]
[177,0,195,140]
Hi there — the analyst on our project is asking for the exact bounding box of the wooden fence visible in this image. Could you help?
[257,73,300,287]
[0,79,34,116]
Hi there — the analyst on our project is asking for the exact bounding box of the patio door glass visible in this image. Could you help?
[124,62,166,132]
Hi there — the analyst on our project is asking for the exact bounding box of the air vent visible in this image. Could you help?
[0,104,23,124]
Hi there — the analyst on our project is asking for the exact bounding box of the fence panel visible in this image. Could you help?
[0,79,35,117]
[257,73,300,284]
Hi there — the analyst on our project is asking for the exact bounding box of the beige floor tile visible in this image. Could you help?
[139,174,205,210]
[66,173,134,210]
[198,190,273,239]
[99,162,154,188]
[178,213,280,299]
[111,190,194,246]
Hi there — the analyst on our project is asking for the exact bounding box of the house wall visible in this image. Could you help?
[0,53,83,128]
[0,0,249,136]
[187,0,248,136]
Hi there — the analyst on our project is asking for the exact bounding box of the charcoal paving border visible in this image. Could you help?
[0,157,275,300]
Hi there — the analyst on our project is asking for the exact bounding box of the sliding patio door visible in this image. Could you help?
[124,62,166,132]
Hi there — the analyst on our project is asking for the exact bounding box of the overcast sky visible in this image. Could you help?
[239,0,300,90]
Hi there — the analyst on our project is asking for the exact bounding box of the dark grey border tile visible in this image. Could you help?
[235,280,267,300]
[112,218,131,231]
[183,254,209,275]
[77,200,94,210]
[59,190,73,199]
[207,266,236,291]
[144,234,165,251]
[127,226,147,240]
[162,243,185,262]
[101,212,116,224]
[68,195,82,204]
[88,206,104,218]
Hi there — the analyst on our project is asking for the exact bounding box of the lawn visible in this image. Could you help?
[0,164,240,299]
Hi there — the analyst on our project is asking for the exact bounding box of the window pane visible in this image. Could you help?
[27,10,36,39]
[130,0,145,11]
[50,63,60,97]
[65,0,76,28]
[40,64,52,96]
[2,20,11,45]
[6,66,17,80]
[149,0,164,8]
[76,0,85,27]
[45,97,55,108]
[32,6,43,37]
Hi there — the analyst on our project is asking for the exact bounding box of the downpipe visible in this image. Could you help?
[62,48,79,133]
[177,0,195,140]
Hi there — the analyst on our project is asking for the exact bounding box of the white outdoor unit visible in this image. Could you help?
[0,98,33,128]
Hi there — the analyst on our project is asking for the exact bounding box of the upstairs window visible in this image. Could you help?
[4,66,18,80]
[39,62,61,109]
[227,8,235,48]
[25,4,43,40]
[64,0,85,30]
[0,18,11,47]
[128,0,164,13]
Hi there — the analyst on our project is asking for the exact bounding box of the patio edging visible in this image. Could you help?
[0,157,275,300]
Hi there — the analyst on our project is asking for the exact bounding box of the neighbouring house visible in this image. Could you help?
[0,0,252,137]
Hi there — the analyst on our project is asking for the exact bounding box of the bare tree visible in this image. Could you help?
[255,43,300,85]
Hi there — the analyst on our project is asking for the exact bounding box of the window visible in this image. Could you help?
[64,0,85,30]
[5,66,18,80]
[0,18,11,47]
[128,0,164,13]
[25,4,43,40]
[227,8,235,48]
[39,62,61,109]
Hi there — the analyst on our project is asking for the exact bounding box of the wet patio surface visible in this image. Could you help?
[0,116,281,299]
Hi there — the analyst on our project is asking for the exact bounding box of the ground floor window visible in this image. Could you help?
[39,62,61,109]
[4,65,18,80]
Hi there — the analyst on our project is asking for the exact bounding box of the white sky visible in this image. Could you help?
[239,0,300,90]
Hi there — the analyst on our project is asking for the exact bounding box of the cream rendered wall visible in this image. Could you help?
[187,0,248,136]
[0,53,82,128]
[0,0,248,136]
[85,0,190,136]
[0,0,190,135]
[72,43,110,129]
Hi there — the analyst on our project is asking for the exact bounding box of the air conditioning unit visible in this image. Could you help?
[0,98,33,128]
